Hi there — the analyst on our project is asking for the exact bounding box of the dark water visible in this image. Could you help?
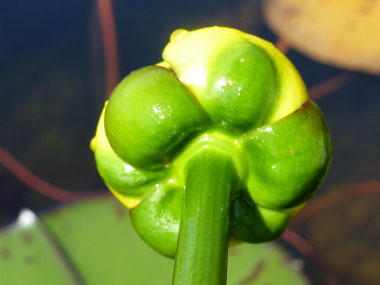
[1,0,379,284]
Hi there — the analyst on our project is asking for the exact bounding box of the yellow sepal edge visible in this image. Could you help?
[163,26,308,124]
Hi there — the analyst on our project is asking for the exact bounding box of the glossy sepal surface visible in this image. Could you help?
[91,27,332,257]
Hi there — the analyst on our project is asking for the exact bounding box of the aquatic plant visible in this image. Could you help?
[91,26,332,283]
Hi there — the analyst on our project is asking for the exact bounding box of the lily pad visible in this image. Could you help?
[264,0,380,74]
[0,197,309,284]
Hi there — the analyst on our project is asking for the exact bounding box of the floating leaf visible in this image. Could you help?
[264,0,380,74]
[0,197,309,284]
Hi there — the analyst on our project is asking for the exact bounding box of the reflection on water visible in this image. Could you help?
[0,0,379,284]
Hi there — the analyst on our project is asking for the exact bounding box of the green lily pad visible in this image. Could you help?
[0,197,309,284]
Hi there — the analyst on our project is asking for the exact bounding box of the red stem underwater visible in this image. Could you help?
[96,0,120,98]
[309,72,353,100]
[0,0,119,202]
[0,146,105,202]
[275,38,290,54]
[282,229,314,257]
[281,229,340,285]
[292,180,380,225]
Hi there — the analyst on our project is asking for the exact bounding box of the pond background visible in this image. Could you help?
[1,0,379,284]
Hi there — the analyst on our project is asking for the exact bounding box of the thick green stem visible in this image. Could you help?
[173,148,236,285]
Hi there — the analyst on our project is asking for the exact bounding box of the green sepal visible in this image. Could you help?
[130,181,183,258]
[205,39,276,131]
[230,195,301,243]
[92,106,167,197]
[243,100,332,209]
[95,147,167,197]
[105,66,209,170]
